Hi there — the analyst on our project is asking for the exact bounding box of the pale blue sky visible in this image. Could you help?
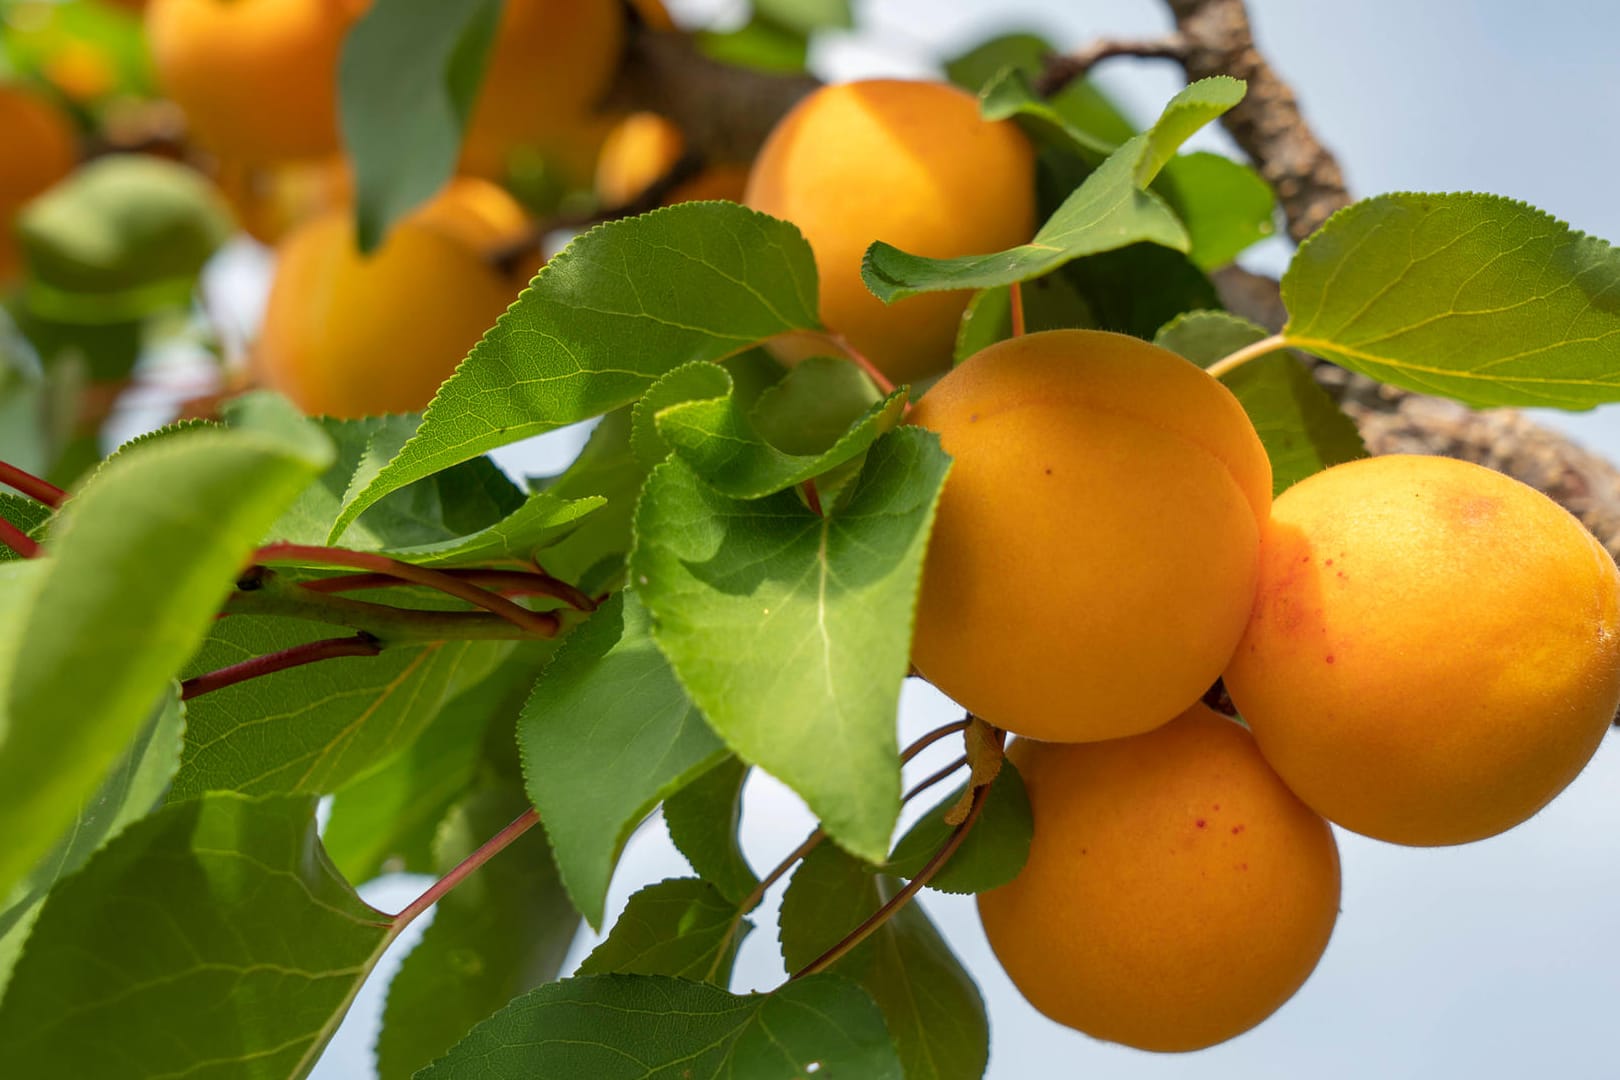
[316,3,1620,1077]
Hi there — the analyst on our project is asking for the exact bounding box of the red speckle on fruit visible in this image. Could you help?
[1239,863,1249,871]
[1080,848,1088,855]
[1044,467,1053,475]
[1195,818,1207,829]
[1325,559,1334,566]
[1325,655,1335,664]
[1212,804,1221,811]
[1231,824,1245,835]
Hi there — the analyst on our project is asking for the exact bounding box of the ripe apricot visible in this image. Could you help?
[743,79,1035,384]
[253,177,531,418]
[594,112,748,207]
[217,157,352,246]
[910,329,1271,742]
[146,0,371,163]
[0,83,77,284]
[1224,454,1620,846]
[979,705,1341,1052]
[458,0,625,186]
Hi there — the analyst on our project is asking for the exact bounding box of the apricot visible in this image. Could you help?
[910,329,1271,742]
[594,112,748,207]
[0,83,77,284]
[0,85,77,212]
[253,177,531,418]
[458,0,625,187]
[146,0,371,163]
[743,79,1035,384]
[216,157,353,246]
[979,705,1341,1052]
[1224,454,1620,846]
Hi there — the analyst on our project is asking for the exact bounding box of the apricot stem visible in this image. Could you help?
[0,515,40,559]
[227,567,550,641]
[180,633,381,700]
[0,460,66,508]
[391,808,540,931]
[827,332,898,397]
[301,567,595,612]
[1009,281,1026,338]
[1204,333,1287,379]
[255,543,558,636]
[705,828,827,984]
[790,782,990,980]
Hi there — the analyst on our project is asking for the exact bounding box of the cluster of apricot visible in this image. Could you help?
[738,77,1620,1052]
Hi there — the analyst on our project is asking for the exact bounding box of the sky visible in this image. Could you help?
[314,1,1620,1077]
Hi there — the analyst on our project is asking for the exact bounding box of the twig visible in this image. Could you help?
[227,567,551,642]
[0,460,66,508]
[254,543,558,637]
[180,634,381,700]
[825,332,898,397]
[705,828,826,984]
[1035,34,1191,96]
[903,755,968,805]
[1204,333,1286,379]
[900,718,970,764]
[391,808,540,931]
[301,567,595,612]
[1009,281,1027,338]
[790,782,991,979]
[0,516,40,559]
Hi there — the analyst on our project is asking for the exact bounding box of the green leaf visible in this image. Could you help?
[339,0,503,251]
[748,354,881,455]
[780,845,988,1080]
[663,756,759,905]
[519,592,725,928]
[0,493,50,563]
[754,0,853,32]
[630,427,951,862]
[0,794,391,1078]
[944,32,1053,93]
[1281,192,1620,408]
[631,361,734,467]
[173,615,509,797]
[390,490,605,565]
[884,761,1032,894]
[330,202,822,542]
[375,781,578,1080]
[577,878,747,985]
[1157,310,1366,492]
[1157,151,1277,270]
[0,418,333,904]
[414,973,904,1080]
[16,155,234,320]
[257,410,525,551]
[0,690,184,998]
[979,65,1115,162]
[697,15,810,74]
[1060,241,1220,340]
[529,410,648,588]
[322,640,556,882]
[862,76,1246,302]
[657,369,907,500]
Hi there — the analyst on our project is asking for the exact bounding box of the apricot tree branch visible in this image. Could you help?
[180,633,382,700]
[1034,34,1190,96]
[0,461,66,508]
[0,516,40,560]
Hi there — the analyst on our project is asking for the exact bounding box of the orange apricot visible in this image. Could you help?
[909,329,1271,742]
[979,705,1341,1052]
[0,83,77,285]
[1224,454,1620,846]
[458,0,625,187]
[216,157,353,246]
[743,79,1035,384]
[594,112,748,207]
[253,177,531,418]
[146,0,370,163]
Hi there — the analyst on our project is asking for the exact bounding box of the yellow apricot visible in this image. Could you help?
[979,705,1341,1052]
[458,0,625,186]
[146,0,370,163]
[217,157,353,246]
[595,112,748,207]
[910,329,1271,742]
[743,79,1035,384]
[253,177,530,418]
[1224,454,1620,846]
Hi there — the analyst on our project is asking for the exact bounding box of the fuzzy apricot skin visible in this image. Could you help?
[458,0,625,186]
[743,80,1035,385]
[909,329,1271,742]
[1224,454,1620,846]
[253,177,530,419]
[979,705,1341,1052]
[146,0,370,163]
